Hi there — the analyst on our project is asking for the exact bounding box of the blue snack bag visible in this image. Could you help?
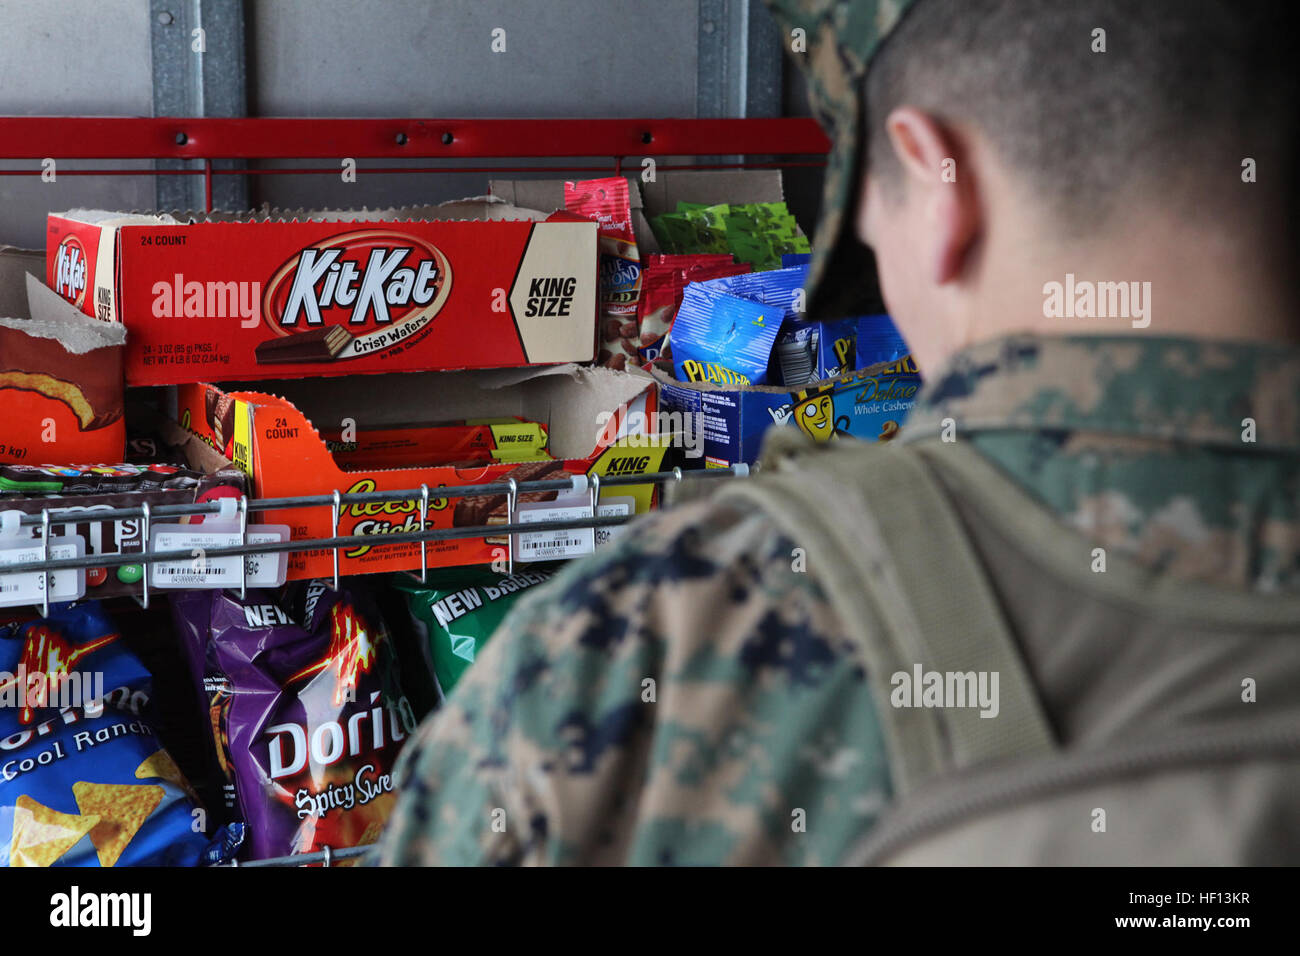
[857,314,910,368]
[0,601,209,867]
[671,284,781,386]
[699,264,810,324]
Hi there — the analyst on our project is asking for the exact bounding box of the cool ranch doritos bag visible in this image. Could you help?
[170,581,415,861]
[0,601,208,867]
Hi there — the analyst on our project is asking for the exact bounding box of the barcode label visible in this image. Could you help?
[513,500,596,560]
[149,527,290,589]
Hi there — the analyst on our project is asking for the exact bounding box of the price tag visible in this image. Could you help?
[594,497,634,548]
[0,537,86,608]
[148,525,291,589]
[513,501,596,560]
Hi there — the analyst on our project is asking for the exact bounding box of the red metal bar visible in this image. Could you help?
[0,161,827,178]
[0,117,830,161]
[203,158,213,212]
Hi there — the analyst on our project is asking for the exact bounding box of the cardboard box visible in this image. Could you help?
[46,203,599,386]
[1,268,126,464]
[656,355,922,468]
[171,364,667,579]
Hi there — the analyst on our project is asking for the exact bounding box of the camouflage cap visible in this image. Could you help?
[763,0,916,319]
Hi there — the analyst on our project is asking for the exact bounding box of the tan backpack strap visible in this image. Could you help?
[724,434,1055,794]
[908,438,1300,627]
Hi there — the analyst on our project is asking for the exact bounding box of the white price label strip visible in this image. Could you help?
[0,538,86,608]
[512,495,635,560]
[594,498,634,548]
[513,503,596,560]
[148,525,291,589]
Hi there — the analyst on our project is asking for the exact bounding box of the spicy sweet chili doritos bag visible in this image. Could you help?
[169,581,415,861]
[0,601,209,867]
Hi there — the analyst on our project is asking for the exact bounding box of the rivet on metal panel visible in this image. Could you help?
[441,132,453,146]
[175,132,188,146]
[395,132,408,146]
[157,11,173,25]
[330,490,341,591]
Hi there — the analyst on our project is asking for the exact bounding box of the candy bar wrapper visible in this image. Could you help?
[564,178,642,370]
[0,276,126,465]
[319,417,550,470]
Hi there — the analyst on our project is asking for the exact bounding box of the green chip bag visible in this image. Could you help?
[391,567,557,698]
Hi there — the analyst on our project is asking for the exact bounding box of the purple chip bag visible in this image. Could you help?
[169,581,415,861]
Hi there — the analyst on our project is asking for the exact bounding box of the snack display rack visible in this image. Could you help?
[3,466,750,615]
[1,116,827,866]
[1,114,830,590]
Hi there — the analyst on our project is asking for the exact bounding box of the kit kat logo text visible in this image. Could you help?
[259,230,453,365]
[53,236,88,308]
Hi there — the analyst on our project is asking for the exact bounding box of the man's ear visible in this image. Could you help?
[881,106,979,284]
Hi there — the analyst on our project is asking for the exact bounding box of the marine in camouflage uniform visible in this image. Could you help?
[375,0,1300,864]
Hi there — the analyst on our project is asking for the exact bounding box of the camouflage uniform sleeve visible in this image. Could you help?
[376,496,893,866]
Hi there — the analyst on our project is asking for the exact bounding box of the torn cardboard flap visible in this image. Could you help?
[63,202,551,226]
[10,274,126,353]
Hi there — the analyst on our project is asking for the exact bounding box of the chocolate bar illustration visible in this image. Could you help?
[255,326,352,364]
[205,390,235,447]
[0,323,124,432]
[453,459,571,541]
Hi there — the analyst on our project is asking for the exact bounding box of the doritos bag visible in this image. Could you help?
[169,581,415,861]
[0,601,209,867]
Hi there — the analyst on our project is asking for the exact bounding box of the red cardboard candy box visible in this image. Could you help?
[1,272,126,464]
[46,207,599,387]
[172,364,667,579]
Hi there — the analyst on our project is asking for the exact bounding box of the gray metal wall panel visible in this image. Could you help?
[0,0,155,247]
[248,0,700,118]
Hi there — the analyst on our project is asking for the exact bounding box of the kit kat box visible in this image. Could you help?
[46,207,599,387]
